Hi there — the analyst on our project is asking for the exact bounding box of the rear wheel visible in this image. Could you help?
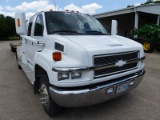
[11,46,16,52]
[39,75,62,117]
[15,52,21,69]
[143,40,155,53]
[11,47,14,52]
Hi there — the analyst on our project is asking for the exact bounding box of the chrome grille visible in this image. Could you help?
[94,51,139,78]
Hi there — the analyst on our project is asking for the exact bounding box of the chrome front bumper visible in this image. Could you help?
[49,70,145,107]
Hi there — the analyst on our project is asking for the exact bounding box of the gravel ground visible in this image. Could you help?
[0,40,160,120]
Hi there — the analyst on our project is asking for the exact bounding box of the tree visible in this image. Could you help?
[0,14,18,40]
[132,24,160,42]
[0,14,8,37]
[132,24,160,52]
[5,16,17,36]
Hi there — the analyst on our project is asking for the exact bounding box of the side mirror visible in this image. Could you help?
[15,12,27,35]
[111,20,118,35]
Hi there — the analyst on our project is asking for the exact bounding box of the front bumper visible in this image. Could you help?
[49,70,145,107]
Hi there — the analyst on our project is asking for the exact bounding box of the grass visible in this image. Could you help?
[8,36,20,40]
[0,36,20,41]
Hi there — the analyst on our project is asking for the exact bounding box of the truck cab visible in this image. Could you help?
[15,11,145,116]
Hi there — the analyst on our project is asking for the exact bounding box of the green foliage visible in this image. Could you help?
[144,0,160,4]
[132,24,160,42]
[127,0,160,8]
[0,14,19,40]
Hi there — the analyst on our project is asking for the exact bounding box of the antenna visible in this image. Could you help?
[54,0,57,11]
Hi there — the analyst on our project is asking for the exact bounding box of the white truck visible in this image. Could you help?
[14,11,145,117]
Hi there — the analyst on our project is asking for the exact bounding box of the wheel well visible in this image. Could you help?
[34,64,47,94]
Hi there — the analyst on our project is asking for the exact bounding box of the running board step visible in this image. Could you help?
[19,61,35,84]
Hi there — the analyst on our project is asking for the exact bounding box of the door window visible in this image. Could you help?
[34,14,44,36]
[27,18,33,36]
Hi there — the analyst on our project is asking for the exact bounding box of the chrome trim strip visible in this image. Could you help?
[52,56,145,72]
[93,50,139,58]
[94,67,137,79]
[94,58,139,71]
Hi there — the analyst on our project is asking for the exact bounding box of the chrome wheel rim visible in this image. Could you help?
[39,83,50,110]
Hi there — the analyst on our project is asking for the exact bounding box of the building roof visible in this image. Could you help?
[94,3,160,19]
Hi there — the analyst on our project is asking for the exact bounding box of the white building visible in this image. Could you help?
[94,3,160,37]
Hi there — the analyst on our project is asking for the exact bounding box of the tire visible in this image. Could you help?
[142,40,155,53]
[15,52,21,69]
[18,64,22,69]
[39,75,62,117]
[11,47,16,52]
[11,46,16,52]
[11,47,14,52]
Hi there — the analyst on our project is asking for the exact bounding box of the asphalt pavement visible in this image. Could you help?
[0,40,160,120]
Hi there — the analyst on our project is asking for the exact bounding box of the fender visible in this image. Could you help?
[34,51,55,85]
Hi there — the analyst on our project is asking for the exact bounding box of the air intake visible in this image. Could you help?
[55,42,64,52]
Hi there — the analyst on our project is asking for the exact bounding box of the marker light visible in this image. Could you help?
[17,19,20,27]
[53,52,62,61]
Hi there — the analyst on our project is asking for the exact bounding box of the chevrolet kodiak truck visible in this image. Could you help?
[14,11,145,117]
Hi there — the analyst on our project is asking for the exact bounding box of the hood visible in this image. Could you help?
[60,35,144,65]
[62,35,142,53]
[47,34,144,67]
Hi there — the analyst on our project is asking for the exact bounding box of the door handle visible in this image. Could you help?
[37,41,45,45]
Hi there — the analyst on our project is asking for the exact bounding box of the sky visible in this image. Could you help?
[0,0,147,19]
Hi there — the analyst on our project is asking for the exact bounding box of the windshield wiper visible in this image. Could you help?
[85,30,107,35]
[52,30,84,35]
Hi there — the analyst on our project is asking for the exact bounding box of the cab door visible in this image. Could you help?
[25,14,44,70]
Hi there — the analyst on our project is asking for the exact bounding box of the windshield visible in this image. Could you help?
[45,11,108,35]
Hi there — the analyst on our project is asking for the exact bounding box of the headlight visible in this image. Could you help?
[71,71,82,79]
[58,72,69,80]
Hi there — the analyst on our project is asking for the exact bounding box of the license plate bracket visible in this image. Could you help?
[116,82,129,93]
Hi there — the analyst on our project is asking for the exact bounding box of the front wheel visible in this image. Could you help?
[39,75,62,117]
[143,40,155,53]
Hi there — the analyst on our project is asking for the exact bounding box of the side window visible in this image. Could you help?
[34,14,44,36]
[27,18,33,36]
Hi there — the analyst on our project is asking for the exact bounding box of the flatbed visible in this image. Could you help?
[10,43,21,52]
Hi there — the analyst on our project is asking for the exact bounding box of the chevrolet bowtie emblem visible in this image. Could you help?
[115,60,126,67]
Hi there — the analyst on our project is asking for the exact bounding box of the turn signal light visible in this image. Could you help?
[53,52,62,61]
